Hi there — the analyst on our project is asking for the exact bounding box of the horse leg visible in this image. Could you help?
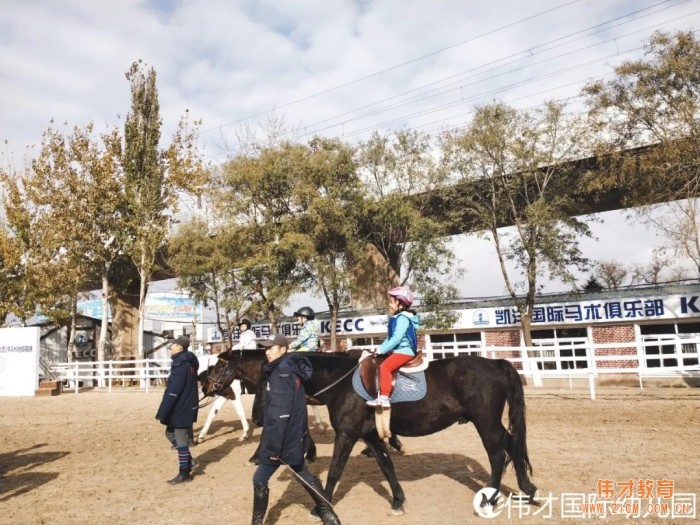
[473,420,507,497]
[311,405,327,432]
[305,418,317,463]
[230,380,250,441]
[360,433,406,456]
[502,430,538,500]
[388,433,406,455]
[309,431,356,519]
[196,396,227,443]
[363,434,406,515]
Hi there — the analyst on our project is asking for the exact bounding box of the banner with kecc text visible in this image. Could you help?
[0,327,40,396]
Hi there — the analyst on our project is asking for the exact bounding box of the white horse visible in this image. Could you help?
[195,354,250,443]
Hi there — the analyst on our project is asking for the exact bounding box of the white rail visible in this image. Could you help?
[50,358,171,394]
[49,338,700,399]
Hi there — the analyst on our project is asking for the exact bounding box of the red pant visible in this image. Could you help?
[379,353,414,396]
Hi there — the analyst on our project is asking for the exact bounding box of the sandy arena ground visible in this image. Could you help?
[1,386,699,525]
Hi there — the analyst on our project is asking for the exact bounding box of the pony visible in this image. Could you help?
[196,365,250,443]
[219,350,537,516]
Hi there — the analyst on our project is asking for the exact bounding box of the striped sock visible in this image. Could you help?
[177,446,191,472]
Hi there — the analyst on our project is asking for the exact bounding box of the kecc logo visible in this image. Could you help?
[320,318,366,334]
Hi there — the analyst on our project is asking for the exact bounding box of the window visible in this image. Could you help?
[640,322,700,369]
[348,336,384,352]
[429,332,482,360]
[532,328,589,371]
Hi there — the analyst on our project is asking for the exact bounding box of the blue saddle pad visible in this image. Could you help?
[352,367,426,403]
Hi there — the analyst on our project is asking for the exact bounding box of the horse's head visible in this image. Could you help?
[200,356,235,397]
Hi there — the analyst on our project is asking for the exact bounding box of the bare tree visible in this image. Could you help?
[595,261,629,289]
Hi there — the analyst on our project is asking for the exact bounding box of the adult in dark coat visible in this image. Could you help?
[251,333,341,525]
[156,335,200,484]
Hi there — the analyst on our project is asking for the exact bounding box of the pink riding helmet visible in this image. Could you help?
[387,286,414,307]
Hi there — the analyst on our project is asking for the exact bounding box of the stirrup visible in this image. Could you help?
[367,396,390,408]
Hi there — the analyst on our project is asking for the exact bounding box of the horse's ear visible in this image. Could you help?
[218,350,232,361]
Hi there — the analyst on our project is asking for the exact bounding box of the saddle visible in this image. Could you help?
[359,350,425,400]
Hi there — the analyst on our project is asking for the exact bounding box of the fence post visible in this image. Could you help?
[145,359,150,394]
[108,361,113,394]
[588,372,596,400]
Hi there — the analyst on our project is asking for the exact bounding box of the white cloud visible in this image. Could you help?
[1,0,698,300]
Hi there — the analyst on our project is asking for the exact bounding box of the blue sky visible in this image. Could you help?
[1,0,698,305]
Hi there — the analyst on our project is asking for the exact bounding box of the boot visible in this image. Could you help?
[251,483,269,525]
[303,476,341,525]
[167,470,191,485]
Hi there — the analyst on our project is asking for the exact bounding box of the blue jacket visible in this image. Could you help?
[156,350,200,428]
[378,311,420,356]
[258,352,312,466]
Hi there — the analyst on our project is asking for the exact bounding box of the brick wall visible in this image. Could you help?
[485,329,523,369]
[592,324,638,369]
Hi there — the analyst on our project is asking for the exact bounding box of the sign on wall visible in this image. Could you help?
[144,293,202,321]
[0,327,40,396]
[458,295,700,329]
[246,294,700,339]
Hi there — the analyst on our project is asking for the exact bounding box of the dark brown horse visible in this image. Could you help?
[203,350,317,463]
[218,350,537,515]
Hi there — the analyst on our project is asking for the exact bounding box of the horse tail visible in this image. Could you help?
[499,359,533,476]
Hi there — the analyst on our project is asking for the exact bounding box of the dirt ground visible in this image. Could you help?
[1,386,699,525]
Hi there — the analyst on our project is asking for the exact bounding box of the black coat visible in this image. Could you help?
[258,352,312,466]
[156,350,199,428]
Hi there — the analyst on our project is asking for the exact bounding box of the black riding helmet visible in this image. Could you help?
[293,306,315,320]
[238,318,251,329]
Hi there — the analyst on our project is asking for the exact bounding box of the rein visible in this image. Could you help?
[306,361,359,403]
[198,394,220,409]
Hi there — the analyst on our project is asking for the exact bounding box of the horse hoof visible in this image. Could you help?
[391,507,405,516]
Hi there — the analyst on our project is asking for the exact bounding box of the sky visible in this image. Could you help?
[1,0,699,309]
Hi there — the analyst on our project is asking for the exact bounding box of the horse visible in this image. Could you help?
[204,350,318,463]
[220,350,537,516]
[196,363,251,443]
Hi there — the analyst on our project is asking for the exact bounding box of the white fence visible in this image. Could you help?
[50,358,171,394]
[48,338,700,399]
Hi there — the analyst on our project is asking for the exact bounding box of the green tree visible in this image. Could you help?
[441,101,592,345]
[122,61,207,357]
[169,218,252,349]
[584,30,700,276]
[214,141,310,330]
[295,137,366,350]
[581,275,604,293]
[30,123,126,363]
[358,130,460,329]
[0,164,73,323]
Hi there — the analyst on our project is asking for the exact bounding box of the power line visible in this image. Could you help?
[293,1,691,139]
[201,1,698,162]
[288,0,689,136]
[199,0,582,135]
